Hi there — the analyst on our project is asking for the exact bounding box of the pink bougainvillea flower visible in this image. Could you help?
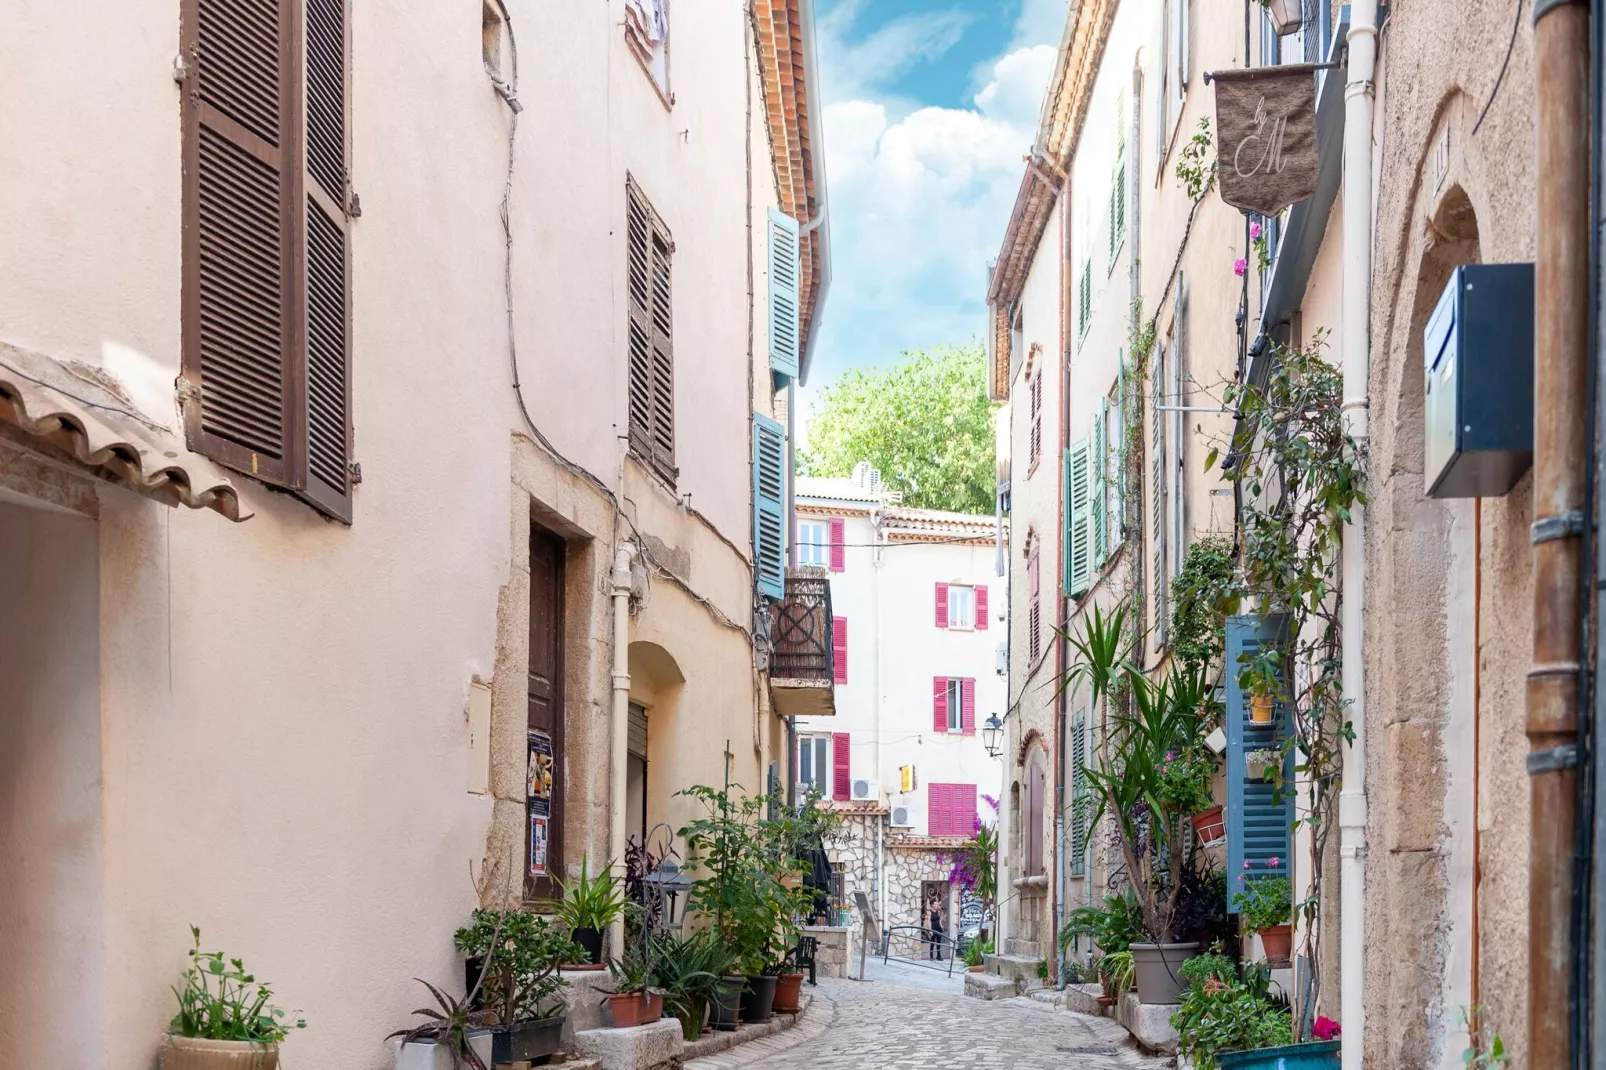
[1234,257,1248,277]
[1243,859,1253,870]
[1268,856,1281,868]
[1313,1016,1342,1040]
[1250,221,1262,240]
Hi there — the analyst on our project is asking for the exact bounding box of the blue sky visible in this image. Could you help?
[799,0,1067,438]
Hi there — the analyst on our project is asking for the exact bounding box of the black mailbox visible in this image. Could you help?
[1423,263,1534,498]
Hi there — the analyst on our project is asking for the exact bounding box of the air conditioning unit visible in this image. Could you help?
[890,806,913,828]
[995,642,1008,675]
[851,778,879,802]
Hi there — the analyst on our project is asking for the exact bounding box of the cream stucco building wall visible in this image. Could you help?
[0,1,825,1066]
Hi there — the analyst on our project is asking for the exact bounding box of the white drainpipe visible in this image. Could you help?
[609,545,634,958]
[1339,3,1378,1066]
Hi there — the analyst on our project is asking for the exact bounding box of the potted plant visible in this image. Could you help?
[1245,747,1282,780]
[603,949,662,1027]
[1170,957,1298,1070]
[1094,950,1134,1008]
[161,927,305,1070]
[650,929,735,1040]
[1233,862,1294,963]
[549,856,626,965]
[961,938,991,973]
[388,978,496,1070]
[453,907,580,1062]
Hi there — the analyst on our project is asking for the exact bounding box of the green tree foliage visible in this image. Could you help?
[800,342,996,514]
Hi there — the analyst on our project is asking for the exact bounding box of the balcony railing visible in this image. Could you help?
[769,567,836,717]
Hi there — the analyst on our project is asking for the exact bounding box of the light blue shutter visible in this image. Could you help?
[1225,614,1295,911]
[767,209,801,382]
[1093,399,1108,565]
[753,413,787,599]
[1067,438,1092,595]
[1070,708,1088,876]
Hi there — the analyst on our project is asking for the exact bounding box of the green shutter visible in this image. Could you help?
[1093,398,1108,565]
[1070,708,1089,876]
[766,209,801,382]
[1067,437,1092,595]
[1115,356,1127,544]
[753,413,787,599]
[1078,263,1092,337]
[1225,615,1295,910]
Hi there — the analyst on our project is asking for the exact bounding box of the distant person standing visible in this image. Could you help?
[928,895,945,960]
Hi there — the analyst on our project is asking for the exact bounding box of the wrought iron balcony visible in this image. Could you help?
[769,567,836,718]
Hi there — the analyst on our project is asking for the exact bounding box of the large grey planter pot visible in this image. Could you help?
[391,1033,495,1070]
[1129,941,1200,1005]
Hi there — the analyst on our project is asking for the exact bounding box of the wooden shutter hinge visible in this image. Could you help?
[175,375,203,408]
[347,460,363,485]
[347,191,362,219]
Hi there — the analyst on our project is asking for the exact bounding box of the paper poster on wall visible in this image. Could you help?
[528,731,553,878]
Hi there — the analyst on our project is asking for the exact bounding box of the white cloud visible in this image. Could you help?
[817,2,978,102]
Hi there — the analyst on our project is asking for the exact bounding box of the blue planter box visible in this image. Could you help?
[1217,1040,1340,1069]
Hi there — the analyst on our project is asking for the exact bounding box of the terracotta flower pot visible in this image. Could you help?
[606,992,646,1028]
[159,1036,278,1070]
[967,964,985,973]
[1258,923,1293,963]
[1249,694,1276,725]
[1191,804,1226,846]
[771,971,804,1012]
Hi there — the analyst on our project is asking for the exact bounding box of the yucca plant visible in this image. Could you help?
[548,856,627,933]
[650,929,736,1040]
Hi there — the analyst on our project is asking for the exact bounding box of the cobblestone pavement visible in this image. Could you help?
[685,978,1169,1070]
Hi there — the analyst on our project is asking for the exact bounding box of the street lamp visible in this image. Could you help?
[982,713,1006,759]
[1265,0,1304,36]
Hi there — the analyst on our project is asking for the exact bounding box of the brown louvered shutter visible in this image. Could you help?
[181,0,296,484]
[300,0,353,519]
[625,176,676,483]
[181,0,352,521]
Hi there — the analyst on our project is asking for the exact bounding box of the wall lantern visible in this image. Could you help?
[1265,0,1304,35]
[642,858,693,934]
[982,714,1006,759]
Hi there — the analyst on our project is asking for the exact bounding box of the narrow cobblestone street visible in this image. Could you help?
[686,976,1168,1070]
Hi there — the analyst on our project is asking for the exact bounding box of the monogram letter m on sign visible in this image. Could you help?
[1211,65,1321,216]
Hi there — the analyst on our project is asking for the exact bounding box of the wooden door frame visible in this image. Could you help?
[526,524,566,902]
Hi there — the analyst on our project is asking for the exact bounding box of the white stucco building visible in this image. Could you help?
[793,466,1005,945]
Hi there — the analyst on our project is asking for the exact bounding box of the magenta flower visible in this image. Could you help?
[1233,257,1248,277]
[1243,859,1253,870]
[1313,1016,1341,1041]
[1250,221,1262,240]
[1268,856,1281,868]
[982,793,1000,813]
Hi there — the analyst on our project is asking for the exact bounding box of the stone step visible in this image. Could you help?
[963,971,1020,1001]
[983,952,1049,993]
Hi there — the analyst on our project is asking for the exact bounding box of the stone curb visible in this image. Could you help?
[683,988,835,1068]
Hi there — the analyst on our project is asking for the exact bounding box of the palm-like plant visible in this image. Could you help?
[387,979,497,1070]
[650,929,736,1040]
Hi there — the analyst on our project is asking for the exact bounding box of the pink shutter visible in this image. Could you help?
[829,517,845,571]
[961,678,976,733]
[832,733,851,800]
[933,677,948,733]
[957,784,977,835]
[935,582,949,628]
[833,616,849,685]
[976,585,989,630]
[929,785,946,835]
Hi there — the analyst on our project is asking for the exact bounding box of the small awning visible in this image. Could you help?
[0,342,244,520]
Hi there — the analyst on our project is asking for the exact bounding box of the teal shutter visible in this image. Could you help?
[1093,399,1108,565]
[766,209,801,382]
[1070,708,1089,876]
[1225,615,1295,911]
[1115,357,1126,543]
[753,413,787,599]
[1067,438,1092,595]
[1078,263,1092,337]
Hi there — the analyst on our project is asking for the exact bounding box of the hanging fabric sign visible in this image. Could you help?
[1211,64,1321,216]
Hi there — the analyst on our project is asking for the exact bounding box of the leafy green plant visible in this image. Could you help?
[1169,534,1238,680]
[1060,889,1144,956]
[1157,745,1216,815]
[1175,117,1218,202]
[1171,973,1293,1070]
[1061,958,1087,984]
[650,929,735,1040]
[1233,873,1292,934]
[454,908,581,1024]
[1178,949,1236,987]
[1095,950,1135,1002]
[1458,1006,1509,1067]
[169,926,305,1046]
[1034,959,1050,982]
[388,979,496,1070]
[606,947,657,997]
[549,856,627,933]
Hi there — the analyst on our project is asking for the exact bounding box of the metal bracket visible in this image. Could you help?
[1534,0,1586,22]
[1527,744,1580,775]
[1531,511,1586,544]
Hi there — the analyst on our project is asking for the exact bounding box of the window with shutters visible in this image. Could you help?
[627,176,676,483]
[798,733,831,794]
[1028,367,1043,473]
[1151,342,1169,653]
[767,209,801,382]
[929,783,977,837]
[1027,538,1042,663]
[1158,0,1189,162]
[832,616,848,685]
[1065,438,1092,596]
[752,414,786,599]
[180,0,353,522]
[832,731,851,801]
[1077,262,1092,339]
[1109,92,1127,268]
[797,520,828,566]
[1105,380,1124,552]
[1070,708,1090,876]
[624,0,671,101]
[1025,762,1046,876]
[828,516,845,572]
[946,584,976,630]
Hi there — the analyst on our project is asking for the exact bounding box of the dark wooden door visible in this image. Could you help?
[526,526,566,901]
